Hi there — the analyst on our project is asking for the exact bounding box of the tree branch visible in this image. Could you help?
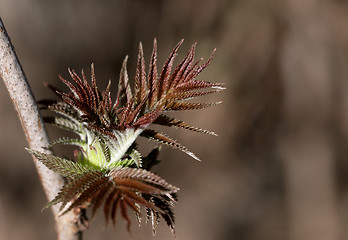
[0,18,83,240]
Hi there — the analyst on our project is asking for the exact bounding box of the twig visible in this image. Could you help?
[0,18,83,240]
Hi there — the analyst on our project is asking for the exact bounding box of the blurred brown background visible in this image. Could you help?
[1,0,348,239]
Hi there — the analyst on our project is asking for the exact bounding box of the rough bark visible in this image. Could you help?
[0,17,82,240]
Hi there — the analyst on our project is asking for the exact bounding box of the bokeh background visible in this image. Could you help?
[1,0,348,239]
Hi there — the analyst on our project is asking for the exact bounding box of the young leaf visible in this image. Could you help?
[26,149,91,178]
[141,129,200,161]
[154,114,217,136]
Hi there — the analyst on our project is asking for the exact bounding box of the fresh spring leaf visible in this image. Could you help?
[30,39,224,236]
[26,149,91,179]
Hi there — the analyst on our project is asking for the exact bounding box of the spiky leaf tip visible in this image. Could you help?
[30,39,223,236]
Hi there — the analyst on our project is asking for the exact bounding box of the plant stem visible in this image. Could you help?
[0,18,83,240]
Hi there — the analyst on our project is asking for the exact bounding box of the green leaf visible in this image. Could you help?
[52,117,84,134]
[26,149,91,178]
[128,148,142,168]
[49,137,86,148]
